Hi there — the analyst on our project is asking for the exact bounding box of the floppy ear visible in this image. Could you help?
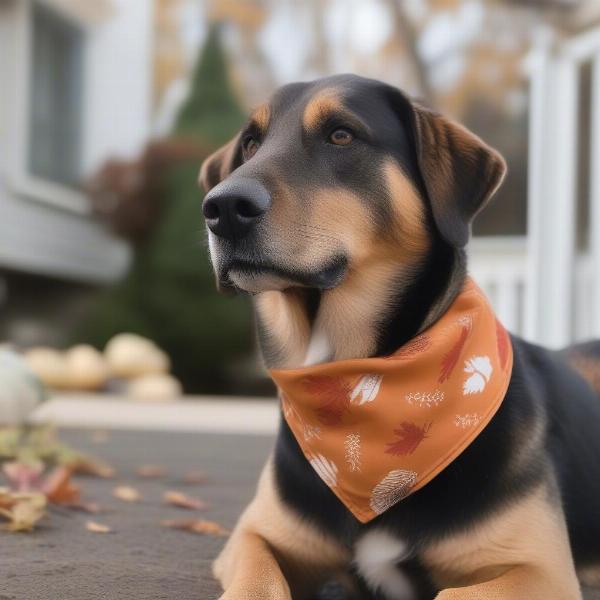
[199,134,242,193]
[394,93,507,247]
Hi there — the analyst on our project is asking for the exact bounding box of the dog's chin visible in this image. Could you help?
[227,270,297,293]
[222,257,348,294]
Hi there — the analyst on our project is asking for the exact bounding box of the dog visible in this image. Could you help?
[199,74,600,599]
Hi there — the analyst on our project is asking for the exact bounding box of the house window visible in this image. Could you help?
[28,2,83,187]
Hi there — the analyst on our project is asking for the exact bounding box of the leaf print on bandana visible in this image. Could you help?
[350,374,383,405]
[405,390,444,408]
[454,413,481,428]
[387,334,431,360]
[344,433,361,472]
[385,422,432,456]
[463,356,493,395]
[281,392,322,440]
[439,316,472,383]
[370,469,418,515]
[303,376,353,426]
[309,454,338,487]
[496,319,510,371]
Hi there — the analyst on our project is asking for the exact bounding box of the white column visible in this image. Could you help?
[590,52,600,337]
[526,35,579,348]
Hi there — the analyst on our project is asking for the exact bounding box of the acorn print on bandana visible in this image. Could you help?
[270,279,513,523]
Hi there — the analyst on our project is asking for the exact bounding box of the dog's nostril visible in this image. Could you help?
[236,198,264,219]
[203,200,219,220]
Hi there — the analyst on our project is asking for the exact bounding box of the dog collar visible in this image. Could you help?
[269,278,513,523]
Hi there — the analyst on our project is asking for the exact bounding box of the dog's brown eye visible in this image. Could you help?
[329,128,353,146]
[243,136,260,159]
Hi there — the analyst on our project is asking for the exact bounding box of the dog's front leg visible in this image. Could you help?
[214,458,350,600]
[435,564,581,600]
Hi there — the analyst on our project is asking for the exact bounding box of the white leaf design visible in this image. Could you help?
[344,433,361,472]
[454,413,481,428]
[350,374,383,405]
[405,389,444,408]
[309,454,338,488]
[369,469,417,515]
[463,356,493,395]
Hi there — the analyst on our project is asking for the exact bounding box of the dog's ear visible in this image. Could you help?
[199,134,242,193]
[392,91,506,247]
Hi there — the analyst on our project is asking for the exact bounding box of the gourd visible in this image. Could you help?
[0,349,47,425]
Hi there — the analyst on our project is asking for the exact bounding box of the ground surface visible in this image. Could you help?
[1,428,598,600]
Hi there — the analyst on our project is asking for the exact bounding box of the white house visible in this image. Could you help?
[0,0,154,285]
[469,5,600,350]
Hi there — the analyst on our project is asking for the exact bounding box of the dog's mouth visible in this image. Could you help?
[221,256,348,293]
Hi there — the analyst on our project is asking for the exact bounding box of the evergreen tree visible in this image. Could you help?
[80,25,254,394]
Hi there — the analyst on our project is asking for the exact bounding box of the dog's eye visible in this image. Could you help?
[329,128,354,146]
[242,135,261,159]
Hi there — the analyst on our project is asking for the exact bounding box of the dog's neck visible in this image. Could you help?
[254,245,466,369]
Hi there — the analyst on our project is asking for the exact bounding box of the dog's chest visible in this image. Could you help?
[354,530,418,600]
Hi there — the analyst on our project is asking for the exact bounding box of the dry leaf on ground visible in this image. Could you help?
[85,520,112,533]
[71,459,116,479]
[2,461,44,492]
[161,518,228,536]
[112,485,141,502]
[42,467,80,505]
[0,491,46,532]
[181,470,208,485]
[135,465,166,479]
[163,490,207,510]
[66,501,102,514]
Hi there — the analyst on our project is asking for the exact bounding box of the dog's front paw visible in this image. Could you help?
[216,580,292,600]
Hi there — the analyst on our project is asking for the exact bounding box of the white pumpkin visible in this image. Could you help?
[127,373,181,402]
[104,333,170,378]
[63,345,109,390]
[0,349,47,424]
[23,347,69,389]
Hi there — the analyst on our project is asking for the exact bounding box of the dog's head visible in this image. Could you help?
[200,74,505,295]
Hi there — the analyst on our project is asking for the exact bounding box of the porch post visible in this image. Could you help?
[590,52,600,337]
[526,32,578,348]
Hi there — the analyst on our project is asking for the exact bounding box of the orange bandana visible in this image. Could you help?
[270,279,513,523]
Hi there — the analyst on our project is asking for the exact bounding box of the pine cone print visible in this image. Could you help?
[388,334,431,360]
[350,374,383,405]
[385,422,431,456]
[496,319,510,371]
[439,318,472,383]
[303,376,353,426]
[369,469,418,514]
[463,356,493,395]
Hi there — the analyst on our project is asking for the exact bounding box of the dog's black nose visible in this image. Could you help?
[202,178,271,240]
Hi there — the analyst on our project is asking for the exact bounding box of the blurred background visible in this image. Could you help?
[1,0,599,399]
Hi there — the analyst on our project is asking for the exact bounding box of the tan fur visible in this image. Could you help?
[255,176,430,366]
[214,458,349,600]
[251,103,271,132]
[255,290,312,367]
[567,352,600,395]
[578,565,600,587]
[302,89,344,131]
[423,483,581,599]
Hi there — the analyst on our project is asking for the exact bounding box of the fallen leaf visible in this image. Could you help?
[135,465,166,479]
[181,470,208,485]
[70,459,116,479]
[66,501,102,514]
[2,461,44,492]
[0,492,46,532]
[161,519,228,536]
[42,467,80,505]
[113,485,141,502]
[85,520,111,533]
[163,490,207,510]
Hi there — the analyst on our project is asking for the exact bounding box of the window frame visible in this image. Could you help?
[11,0,90,214]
